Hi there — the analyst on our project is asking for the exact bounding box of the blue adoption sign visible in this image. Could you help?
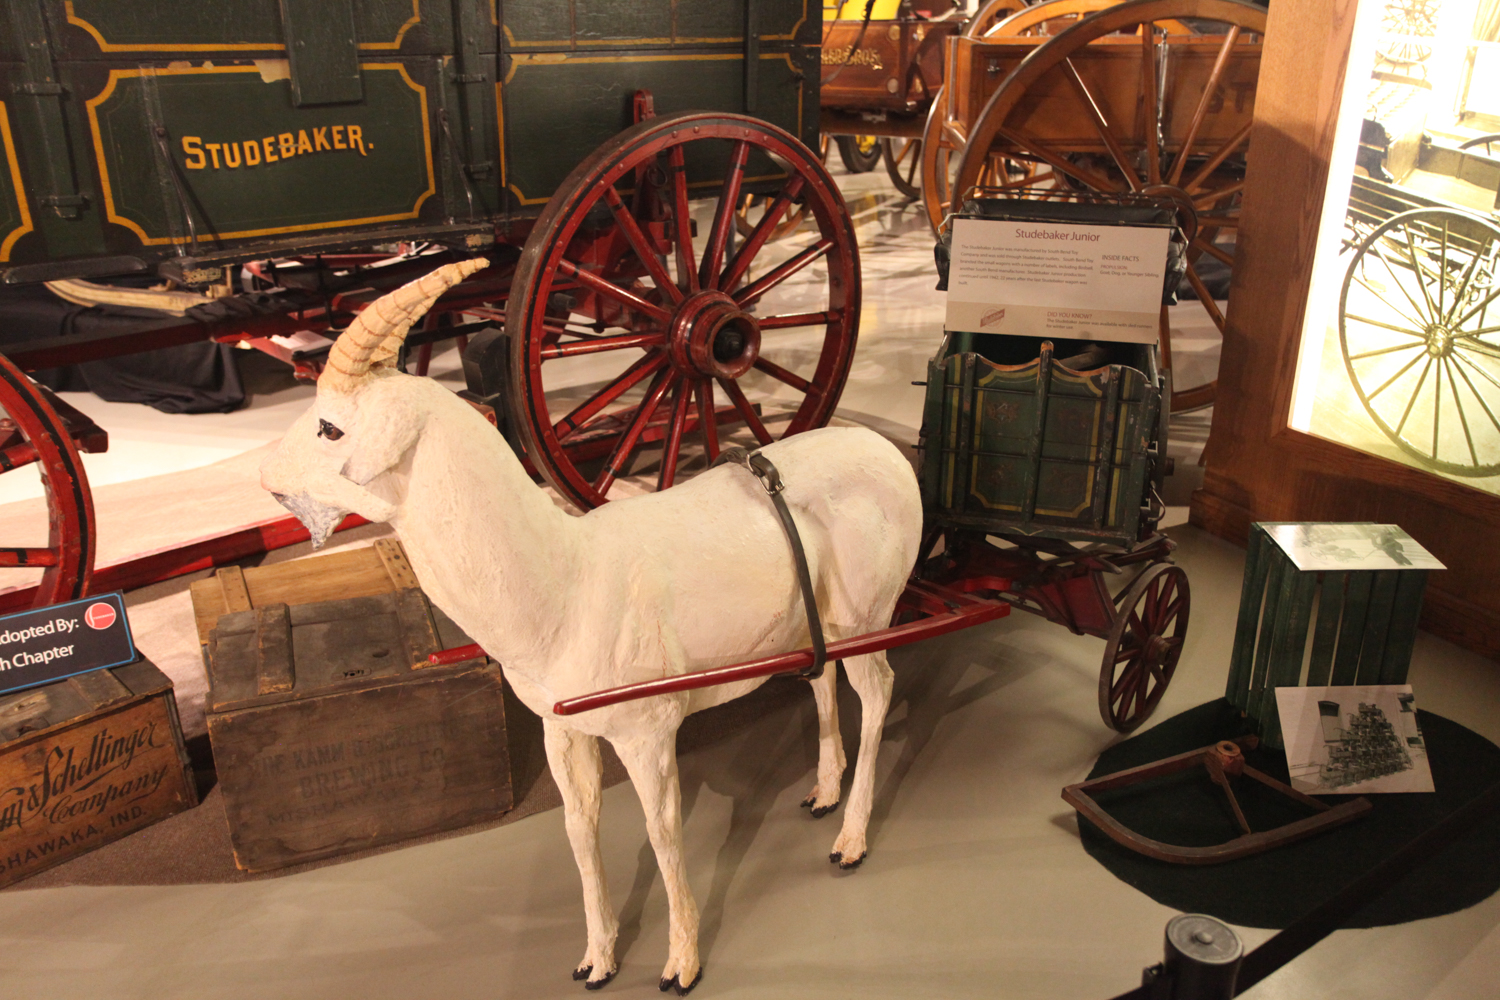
[0,593,136,696]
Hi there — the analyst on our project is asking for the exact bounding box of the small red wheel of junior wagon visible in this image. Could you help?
[1099,562,1189,732]
[507,112,861,510]
[0,353,96,607]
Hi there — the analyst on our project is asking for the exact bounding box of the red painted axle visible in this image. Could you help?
[424,582,1013,716]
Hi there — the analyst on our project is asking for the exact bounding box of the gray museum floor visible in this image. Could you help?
[0,168,1496,999]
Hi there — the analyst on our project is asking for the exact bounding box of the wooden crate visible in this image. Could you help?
[196,541,515,872]
[1225,523,1433,749]
[0,658,198,888]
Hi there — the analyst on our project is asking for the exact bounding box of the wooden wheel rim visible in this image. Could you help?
[950,0,1267,414]
[508,112,861,510]
[1339,207,1500,477]
[1099,561,1189,732]
[882,137,923,199]
[0,355,95,606]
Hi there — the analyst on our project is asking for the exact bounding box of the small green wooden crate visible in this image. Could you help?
[1226,522,1442,748]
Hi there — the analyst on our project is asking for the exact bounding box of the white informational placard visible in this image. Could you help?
[945,217,1171,343]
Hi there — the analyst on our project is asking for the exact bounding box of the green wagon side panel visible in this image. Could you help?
[502,0,815,46]
[85,63,437,245]
[0,100,31,263]
[57,0,451,56]
[500,53,808,206]
[922,347,1154,544]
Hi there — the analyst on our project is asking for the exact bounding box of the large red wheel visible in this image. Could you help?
[507,112,861,510]
[0,354,95,606]
[1099,562,1189,732]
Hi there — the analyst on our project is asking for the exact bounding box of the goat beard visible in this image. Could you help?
[272,469,398,549]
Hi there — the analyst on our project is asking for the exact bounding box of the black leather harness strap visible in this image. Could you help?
[714,446,829,680]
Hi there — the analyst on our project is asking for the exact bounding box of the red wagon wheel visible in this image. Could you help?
[507,112,861,510]
[1099,562,1189,732]
[0,353,95,606]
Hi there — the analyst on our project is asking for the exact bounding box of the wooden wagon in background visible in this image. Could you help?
[0,0,857,609]
[919,0,1267,413]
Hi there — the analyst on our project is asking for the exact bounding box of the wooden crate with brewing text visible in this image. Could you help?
[192,539,524,872]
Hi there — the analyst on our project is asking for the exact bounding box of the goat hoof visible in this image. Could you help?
[576,966,616,990]
[829,850,867,870]
[583,970,617,991]
[659,968,703,996]
[808,802,839,819]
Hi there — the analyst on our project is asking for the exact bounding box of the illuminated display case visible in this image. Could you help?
[1192,0,1500,657]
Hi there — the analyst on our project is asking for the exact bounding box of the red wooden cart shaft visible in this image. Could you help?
[426,587,1012,714]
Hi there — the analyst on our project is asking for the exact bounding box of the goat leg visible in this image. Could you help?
[829,651,895,869]
[613,730,702,995]
[545,721,620,988]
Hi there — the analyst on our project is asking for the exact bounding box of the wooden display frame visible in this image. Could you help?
[1190,0,1500,658]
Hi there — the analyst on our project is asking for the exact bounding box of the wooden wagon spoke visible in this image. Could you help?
[1344,313,1427,338]
[594,368,677,496]
[0,549,60,568]
[540,332,664,360]
[1398,222,1440,319]
[1441,358,1481,468]
[720,174,806,293]
[757,310,839,330]
[695,379,720,462]
[1431,360,1443,459]
[1439,245,1485,326]
[700,140,750,290]
[1368,243,1435,327]
[1141,26,1162,186]
[1183,266,1226,332]
[656,377,694,492]
[1462,324,1500,338]
[1193,214,1240,229]
[667,146,699,294]
[753,356,817,395]
[1192,181,1244,208]
[601,187,683,306]
[1363,350,1424,405]
[556,259,671,323]
[0,441,40,472]
[733,239,834,308]
[1447,355,1500,436]
[1456,338,1500,362]
[1452,284,1500,330]
[1351,274,1427,333]
[1061,57,1140,190]
[1189,237,1235,268]
[553,351,667,442]
[1437,218,1450,316]
[717,376,773,446]
[994,125,1124,192]
[1393,358,1432,436]
[1453,348,1500,394]
[1111,660,1143,700]
[1168,26,1241,186]
[1348,341,1424,362]
[1183,121,1253,194]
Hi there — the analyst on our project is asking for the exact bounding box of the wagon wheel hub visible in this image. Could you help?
[668,290,762,380]
[1424,324,1454,359]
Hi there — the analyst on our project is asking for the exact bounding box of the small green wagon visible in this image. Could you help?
[915,192,1187,731]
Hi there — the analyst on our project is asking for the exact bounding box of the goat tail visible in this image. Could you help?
[320,257,489,392]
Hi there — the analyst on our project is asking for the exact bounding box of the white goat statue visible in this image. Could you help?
[260,259,923,993]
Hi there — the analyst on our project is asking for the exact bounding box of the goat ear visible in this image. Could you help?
[339,396,423,485]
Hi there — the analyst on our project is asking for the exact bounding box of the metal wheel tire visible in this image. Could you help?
[836,134,883,173]
[1339,207,1500,477]
[950,0,1267,414]
[882,138,923,199]
[963,0,1031,37]
[0,354,96,606]
[507,111,861,511]
[1099,562,1189,732]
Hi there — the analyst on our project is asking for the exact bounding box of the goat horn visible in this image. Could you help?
[319,258,488,393]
